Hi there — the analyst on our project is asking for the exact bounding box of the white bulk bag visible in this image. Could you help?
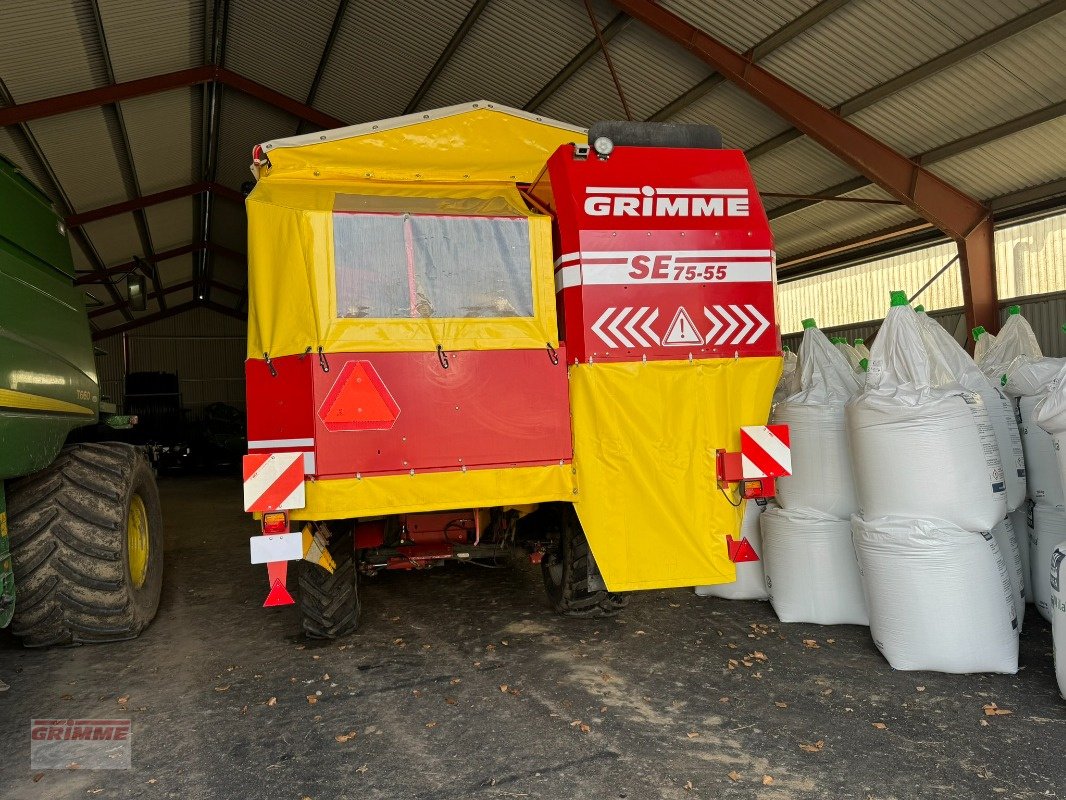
[990,517,1026,626]
[1010,503,1033,603]
[760,505,868,626]
[773,323,861,516]
[919,312,1026,511]
[834,340,864,373]
[773,348,799,406]
[980,308,1042,387]
[1020,396,1066,508]
[1052,541,1066,699]
[1031,503,1066,622]
[852,515,1019,674]
[973,327,996,369]
[847,294,1006,532]
[696,501,767,600]
[853,338,871,361]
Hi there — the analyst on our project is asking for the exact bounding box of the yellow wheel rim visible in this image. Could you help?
[127,494,150,589]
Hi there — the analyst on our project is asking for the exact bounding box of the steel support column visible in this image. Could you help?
[613,0,1000,332]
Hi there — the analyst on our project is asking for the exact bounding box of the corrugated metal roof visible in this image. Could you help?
[215,90,296,190]
[417,0,616,112]
[661,0,821,53]
[0,127,55,203]
[207,198,247,256]
[120,88,200,193]
[669,82,791,150]
[0,2,107,101]
[929,115,1066,199]
[97,0,206,82]
[25,107,129,210]
[225,0,340,103]
[544,20,711,125]
[312,0,473,125]
[848,16,1066,155]
[751,136,855,197]
[156,252,196,286]
[762,0,986,108]
[82,213,144,267]
[145,197,196,252]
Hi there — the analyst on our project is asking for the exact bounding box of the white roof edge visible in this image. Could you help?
[258,101,588,153]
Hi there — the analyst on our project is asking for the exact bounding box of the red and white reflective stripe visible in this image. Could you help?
[740,425,791,478]
[243,452,306,512]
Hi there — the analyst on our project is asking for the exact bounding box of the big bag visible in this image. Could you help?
[695,501,767,601]
[846,293,1006,532]
[852,514,1019,674]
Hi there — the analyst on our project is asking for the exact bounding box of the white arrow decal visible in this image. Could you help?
[592,307,617,348]
[731,304,754,344]
[746,304,770,344]
[625,307,651,347]
[608,308,634,348]
[641,308,660,345]
[715,305,738,345]
[703,307,722,345]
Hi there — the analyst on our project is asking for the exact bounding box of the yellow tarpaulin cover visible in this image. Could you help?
[247,105,584,360]
[569,357,781,591]
[292,463,576,521]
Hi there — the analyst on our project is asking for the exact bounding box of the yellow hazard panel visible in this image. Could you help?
[246,180,559,359]
[568,357,781,592]
[291,463,576,521]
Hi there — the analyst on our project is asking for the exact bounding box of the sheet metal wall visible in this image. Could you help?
[94,308,246,418]
[777,211,1066,334]
[782,291,1066,357]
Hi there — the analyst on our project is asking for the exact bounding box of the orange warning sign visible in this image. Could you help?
[318,360,400,432]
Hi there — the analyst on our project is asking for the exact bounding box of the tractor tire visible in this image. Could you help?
[298,529,360,639]
[7,442,164,647]
[541,507,628,618]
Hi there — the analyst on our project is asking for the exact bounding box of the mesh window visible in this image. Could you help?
[334,212,533,319]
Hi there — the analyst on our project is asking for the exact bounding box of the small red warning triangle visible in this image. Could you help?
[264,578,296,607]
[663,306,702,346]
[318,360,400,432]
[726,535,760,563]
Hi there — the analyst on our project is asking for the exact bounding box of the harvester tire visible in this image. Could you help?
[299,529,359,639]
[541,507,628,618]
[7,443,164,647]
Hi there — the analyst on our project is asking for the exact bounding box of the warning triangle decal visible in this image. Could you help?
[663,306,702,346]
[319,360,400,432]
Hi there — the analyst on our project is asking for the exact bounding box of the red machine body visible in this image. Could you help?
[247,348,572,481]
[530,145,777,364]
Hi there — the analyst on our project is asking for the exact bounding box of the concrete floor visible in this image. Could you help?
[0,475,1063,800]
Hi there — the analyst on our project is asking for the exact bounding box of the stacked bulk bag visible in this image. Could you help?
[848,291,1017,673]
[761,505,868,625]
[832,337,864,373]
[917,309,1026,514]
[852,516,1019,674]
[847,293,1006,530]
[763,319,867,625]
[772,346,799,406]
[1028,502,1066,621]
[972,326,996,369]
[853,338,871,361]
[993,308,1066,619]
[990,516,1026,624]
[695,500,768,600]
[1053,542,1066,698]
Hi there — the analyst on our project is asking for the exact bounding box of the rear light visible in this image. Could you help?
[262,511,289,534]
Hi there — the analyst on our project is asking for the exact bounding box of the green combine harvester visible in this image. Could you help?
[0,155,163,646]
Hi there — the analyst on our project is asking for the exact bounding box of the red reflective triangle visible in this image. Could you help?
[318,360,400,432]
[726,535,760,563]
[264,578,295,607]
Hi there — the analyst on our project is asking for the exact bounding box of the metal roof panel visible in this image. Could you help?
[97,0,206,82]
[120,88,201,194]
